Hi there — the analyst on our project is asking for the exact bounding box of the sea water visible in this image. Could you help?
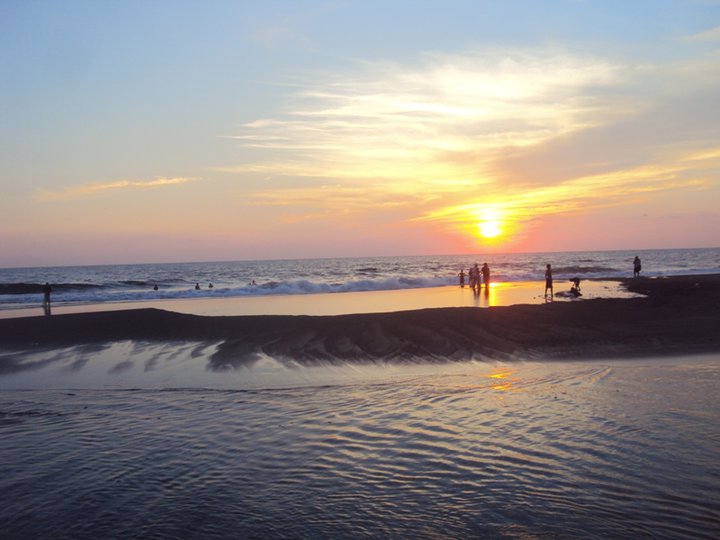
[0,351,718,539]
[1,247,719,311]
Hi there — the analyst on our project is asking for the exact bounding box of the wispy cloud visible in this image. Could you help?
[681,146,720,162]
[223,48,626,187]
[246,180,446,223]
[681,25,720,42]
[36,177,200,201]
[219,46,718,243]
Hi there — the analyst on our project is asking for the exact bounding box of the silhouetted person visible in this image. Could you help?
[481,263,490,290]
[42,282,52,306]
[458,269,465,288]
[208,283,214,289]
[42,282,52,315]
[153,284,158,291]
[472,263,481,293]
[195,282,201,290]
[544,264,553,298]
[569,277,582,297]
[633,256,642,278]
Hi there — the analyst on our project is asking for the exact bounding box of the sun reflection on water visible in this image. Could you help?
[486,366,519,392]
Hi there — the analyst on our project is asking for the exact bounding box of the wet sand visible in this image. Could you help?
[1,275,718,364]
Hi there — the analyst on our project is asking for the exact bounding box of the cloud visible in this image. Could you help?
[682,147,720,162]
[219,45,718,242]
[681,25,720,42]
[36,177,200,201]
[246,181,443,223]
[225,48,626,187]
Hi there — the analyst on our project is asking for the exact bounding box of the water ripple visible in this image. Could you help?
[1,359,719,538]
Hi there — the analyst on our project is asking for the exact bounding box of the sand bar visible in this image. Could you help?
[1,275,718,365]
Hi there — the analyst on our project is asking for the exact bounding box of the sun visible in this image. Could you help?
[478,220,502,239]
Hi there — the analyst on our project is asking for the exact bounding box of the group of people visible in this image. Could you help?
[457,255,644,302]
[459,263,491,293]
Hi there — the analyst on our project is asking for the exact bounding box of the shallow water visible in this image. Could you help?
[1,353,719,539]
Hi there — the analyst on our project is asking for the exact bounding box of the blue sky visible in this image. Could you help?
[1,0,719,266]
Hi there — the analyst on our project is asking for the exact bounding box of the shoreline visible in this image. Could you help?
[1,274,719,364]
[0,278,637,319]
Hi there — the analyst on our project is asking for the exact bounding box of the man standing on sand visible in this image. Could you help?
[544,264,553,298]
[633,256,642,278]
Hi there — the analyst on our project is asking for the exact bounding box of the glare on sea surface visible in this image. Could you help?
[486,366,518,392]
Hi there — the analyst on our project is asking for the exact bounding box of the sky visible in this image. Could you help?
[1,0,719,267]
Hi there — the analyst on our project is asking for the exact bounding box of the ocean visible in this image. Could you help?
[1,247,719,311]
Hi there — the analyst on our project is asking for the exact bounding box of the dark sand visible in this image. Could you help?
[1,275,718,366]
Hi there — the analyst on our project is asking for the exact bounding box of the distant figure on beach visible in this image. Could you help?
[633,256,642,278]
[481,263,490,290]
[473,263,481,292]
[42,282,52,315]
[458,269,465,288]
[569,277,582,297]
[153,284,158,291]
[208,283,214,289]
[544,264,553,298]
[195,282,201,290]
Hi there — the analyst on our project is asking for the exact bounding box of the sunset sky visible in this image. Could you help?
[1,0,719,267]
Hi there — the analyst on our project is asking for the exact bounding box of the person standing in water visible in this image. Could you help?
[42,282,52,315]
[458,269,466,288]
[481,263,490,290]
[544,264,553,298]
[633,256,642,278]
[468,266,476,291]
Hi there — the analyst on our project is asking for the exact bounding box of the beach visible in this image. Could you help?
[2,275,719,366]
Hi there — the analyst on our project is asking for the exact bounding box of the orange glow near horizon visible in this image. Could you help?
[415,158,712,254]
